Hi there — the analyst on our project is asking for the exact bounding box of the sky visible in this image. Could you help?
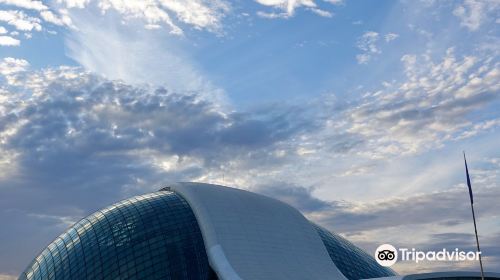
[0,0,499,278]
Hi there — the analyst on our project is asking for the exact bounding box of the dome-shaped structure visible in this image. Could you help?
[19,183,395,280]
[19,191,215,280]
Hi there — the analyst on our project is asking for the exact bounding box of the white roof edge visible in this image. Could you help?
[167,182,348,280]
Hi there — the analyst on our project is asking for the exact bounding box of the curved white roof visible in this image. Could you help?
[167,182,347,280]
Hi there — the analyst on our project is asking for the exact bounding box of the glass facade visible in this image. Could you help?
[314,224,396,280]
[19,191,214,280]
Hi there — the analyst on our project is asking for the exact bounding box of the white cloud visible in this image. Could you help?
[55,0,231,35]
[0,57,29,74]
[309,7,332,18]
[356,31,400,64]
[0,2,77,46]
[255,0,338,19]
[355,31,379,64]
[158,0,230,32]
[0,0,48,11]
[0,10,42,31]
[39,9,73,27]
[453,0,500,31]
[384,32,399,42]
[345,48,500,158]
[64,9,227,102]
[356,31,380,53]
[356,53,370,64]
[94,0,183,35]
[0,26,7,33]
[256,0,315,17]
[0,0,232,48]
[0,35,19,45]
[56,0,90,9]
[256,10,288,19]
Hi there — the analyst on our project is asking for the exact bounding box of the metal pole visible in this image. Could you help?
[470,202,485,280]
[464,152,485,280]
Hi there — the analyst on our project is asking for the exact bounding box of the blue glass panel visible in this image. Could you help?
[314,224,396,280]
[19,191,213,280]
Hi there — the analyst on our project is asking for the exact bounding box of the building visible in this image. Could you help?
[19,183,500,280]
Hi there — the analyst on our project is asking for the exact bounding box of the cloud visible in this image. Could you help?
[39,9,72,27]
[252,182,333,212]
[0,0,48,11]
[0,35,19,45]
[0,1,74,38]
[315,186,500,234]
[0,57,29,74]
[338,164,375,177]
[55,0,231,35]
[0,0,229,48]
[356,53,371,64]
[63,7,227,99]
[157,0,230,32]
[355,31,379,64]
[356,31,399,64]
[392,231,500,274]
[255,0,339,19]
[346,48,500,158]
[0,63,321,273]
[384,33,399,42]
[256,10,288,19]
[357,31,380,53]
[309,7,333,18]
[0,10,41,31]
[251,156,498,235]
[0,62,314,204]
[453,0,500,31]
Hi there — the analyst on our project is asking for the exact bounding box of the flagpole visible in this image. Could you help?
[463,152,485,280]
[470,202,485,280]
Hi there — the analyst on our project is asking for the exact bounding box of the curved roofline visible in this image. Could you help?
[162,182,348,280]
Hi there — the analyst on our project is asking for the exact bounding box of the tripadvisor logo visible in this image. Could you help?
[375,244,481,267]
[375,244,398,267]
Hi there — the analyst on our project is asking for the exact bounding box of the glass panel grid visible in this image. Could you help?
[19,191,212,280]
[314,224,396,280]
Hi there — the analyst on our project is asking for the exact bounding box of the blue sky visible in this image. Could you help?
[0,0,499,278]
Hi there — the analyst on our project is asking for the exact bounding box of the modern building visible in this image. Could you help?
[19,183,500,280]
